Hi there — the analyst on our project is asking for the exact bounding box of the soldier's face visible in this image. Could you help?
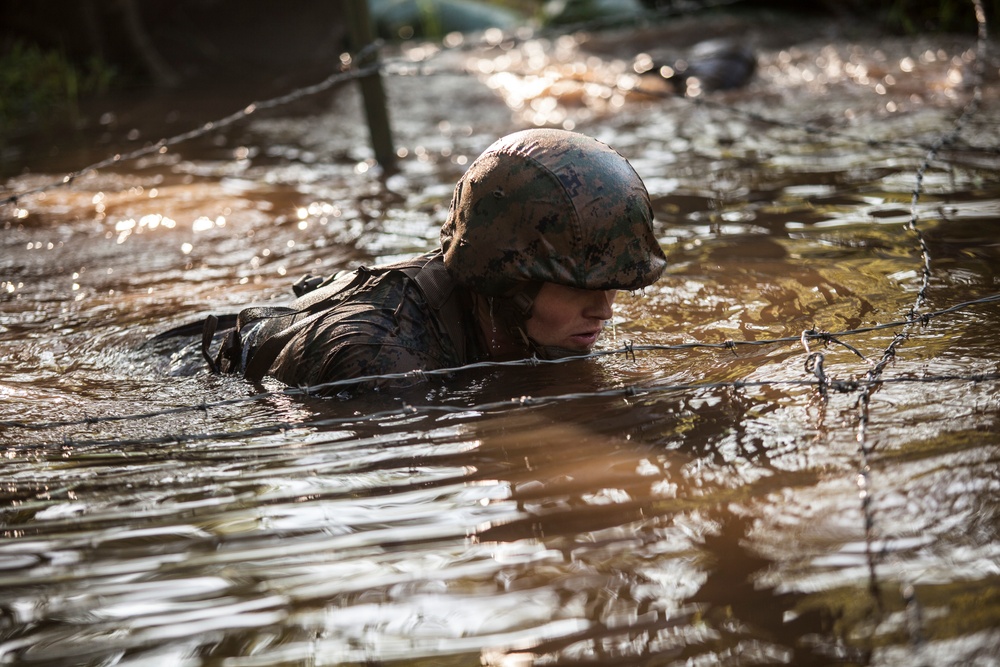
[525,283,616,351]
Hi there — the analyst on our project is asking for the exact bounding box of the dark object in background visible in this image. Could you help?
[657,38,757,94]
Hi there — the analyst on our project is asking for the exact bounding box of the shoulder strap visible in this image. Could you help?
[238,269,372,385]
[394,252,469,362]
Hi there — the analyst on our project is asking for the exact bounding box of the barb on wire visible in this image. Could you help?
[801,328,873,366]
[804,352,828,401]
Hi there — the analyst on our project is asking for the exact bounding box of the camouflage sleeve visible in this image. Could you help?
[268,323,446,391]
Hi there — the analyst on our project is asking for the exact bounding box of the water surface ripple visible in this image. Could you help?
[2,12,999,667]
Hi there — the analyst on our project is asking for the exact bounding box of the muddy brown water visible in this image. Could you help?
[2,14,1000,667]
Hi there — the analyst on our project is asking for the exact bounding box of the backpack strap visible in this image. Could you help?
[201,314,221,373]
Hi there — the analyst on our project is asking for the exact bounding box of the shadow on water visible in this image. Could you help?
[3,6,1000,667]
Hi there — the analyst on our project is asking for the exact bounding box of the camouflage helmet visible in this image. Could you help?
[440,128,667,297]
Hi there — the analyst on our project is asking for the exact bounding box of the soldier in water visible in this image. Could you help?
[207,128,667,390]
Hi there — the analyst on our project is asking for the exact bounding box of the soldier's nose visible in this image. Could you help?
[585,290,615,320]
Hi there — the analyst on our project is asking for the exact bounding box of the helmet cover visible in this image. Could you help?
[440,128,667,296]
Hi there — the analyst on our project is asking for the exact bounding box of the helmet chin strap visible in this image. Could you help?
[476,286,536,359]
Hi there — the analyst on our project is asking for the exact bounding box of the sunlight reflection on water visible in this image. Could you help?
[2,11,1000,667]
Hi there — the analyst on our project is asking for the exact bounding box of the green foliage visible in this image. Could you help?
[0,40,115,135]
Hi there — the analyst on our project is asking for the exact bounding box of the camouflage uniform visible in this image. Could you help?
[212,128,667,390]
[213,250,483,391]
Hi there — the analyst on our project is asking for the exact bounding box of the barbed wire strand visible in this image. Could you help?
[2,292,998,434]
[5,371,998,454]
[4,2,999,210]
[0,42,383,208]
[0,1,745,208]
[853,0,989,657]
[0,4,995,656]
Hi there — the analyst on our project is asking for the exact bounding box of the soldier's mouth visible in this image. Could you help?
[567,330,601,349]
